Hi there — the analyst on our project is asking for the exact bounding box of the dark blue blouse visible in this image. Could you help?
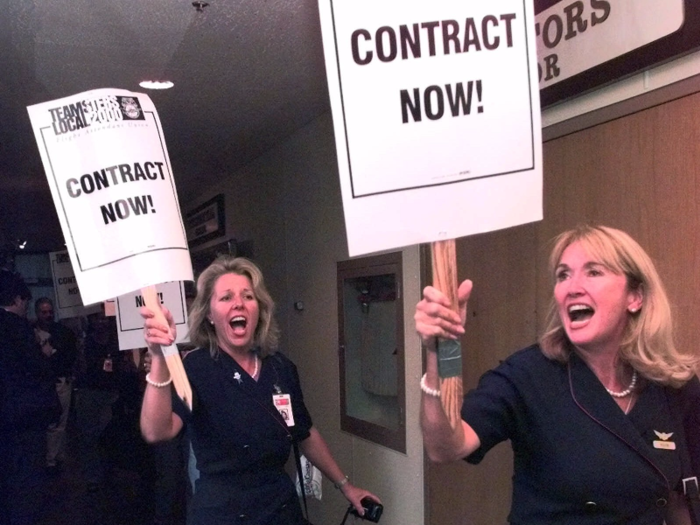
[462,344,700,524]
[173,348,312,525]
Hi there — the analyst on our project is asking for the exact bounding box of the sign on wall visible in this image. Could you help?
[185,194,225,247]
[537,0,684,89]
[318,0,542,256]
[536,0,700,106]
[27,88,193,305]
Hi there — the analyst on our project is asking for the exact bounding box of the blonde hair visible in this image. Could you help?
[539,225,697,387]
[188,257,279,358]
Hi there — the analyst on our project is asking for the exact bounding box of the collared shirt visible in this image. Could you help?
[462,344,699,524]
[172,348,312,524]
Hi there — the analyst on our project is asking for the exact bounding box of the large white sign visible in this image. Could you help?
[49,250,101,319]
[115,281,189,351]
[318,0,542,256]
[27,88,193,304]
[537,0,684,88]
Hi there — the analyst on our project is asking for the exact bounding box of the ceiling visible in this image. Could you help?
[0,0,330,253]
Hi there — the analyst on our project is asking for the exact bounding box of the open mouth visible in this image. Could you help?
[568,304,594,323]
[229,316,247,330]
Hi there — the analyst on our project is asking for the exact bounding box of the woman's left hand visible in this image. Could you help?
[340,483,381,517]
[297,427,382,517]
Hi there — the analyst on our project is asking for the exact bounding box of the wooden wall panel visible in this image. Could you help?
[427,90,700,525]
[542,94,700,356]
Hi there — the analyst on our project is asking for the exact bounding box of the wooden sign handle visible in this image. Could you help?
[430,239,463,430]
[141,285,193,410]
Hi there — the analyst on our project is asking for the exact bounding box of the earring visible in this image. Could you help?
[629,307,639,313]
[208,319,214,325]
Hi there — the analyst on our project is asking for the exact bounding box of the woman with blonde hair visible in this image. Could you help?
[539,225,696,387]
[140,256,380,525]
[416,225,700,524]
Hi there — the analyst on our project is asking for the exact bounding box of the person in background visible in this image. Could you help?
[416,225,700,524]
[143,350,189,525]
[34,296,78,474]
[140,257,380,525]
[0,271,60,524]
[73,309,122,493]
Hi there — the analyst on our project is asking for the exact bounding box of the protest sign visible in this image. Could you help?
[27,88,193,305]
[28,88,193,407]
[49,250,101,319]
[319,0,542,425]
[318,0,542,257]
[115,281,189,351]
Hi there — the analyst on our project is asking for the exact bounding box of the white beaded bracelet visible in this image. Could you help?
[145,373,173,388]
[420,373,441,398]
[333,475,349,490]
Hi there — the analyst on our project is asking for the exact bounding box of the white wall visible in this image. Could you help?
[185,113,425,525]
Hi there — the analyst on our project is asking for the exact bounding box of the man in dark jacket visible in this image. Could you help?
[0,271,60,525]
[34,296,78,473]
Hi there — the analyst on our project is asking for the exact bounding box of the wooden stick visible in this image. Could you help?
[141,284,193,410]
[430,239,463,430]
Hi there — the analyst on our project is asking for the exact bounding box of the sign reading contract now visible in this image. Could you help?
[27,88,193,305]
[318,0,543,256]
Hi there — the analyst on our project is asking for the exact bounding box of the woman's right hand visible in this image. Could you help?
[140,306,176,354]
[139,308,184,443]
[414,279,473,350]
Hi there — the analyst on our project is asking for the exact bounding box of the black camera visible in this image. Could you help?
[348,497,383,522]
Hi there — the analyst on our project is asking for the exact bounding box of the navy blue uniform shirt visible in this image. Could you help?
[462,345,700,525]
[173,348,312,525]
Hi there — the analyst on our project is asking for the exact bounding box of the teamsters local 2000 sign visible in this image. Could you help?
[28,88,193,305]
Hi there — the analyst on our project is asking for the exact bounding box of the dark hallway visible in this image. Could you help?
[33,411,188,525]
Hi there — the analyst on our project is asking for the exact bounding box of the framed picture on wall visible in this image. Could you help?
[537,0,700,107]
[185,194,225,248]
[189,238,255,280]
[190,238,237,278]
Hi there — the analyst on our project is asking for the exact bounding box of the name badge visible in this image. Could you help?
[273,394,295,427]
[653,430,675,450]
[103,358,113,372]
[653,440,676,450]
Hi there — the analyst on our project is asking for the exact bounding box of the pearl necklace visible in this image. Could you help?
[605,369,637,398]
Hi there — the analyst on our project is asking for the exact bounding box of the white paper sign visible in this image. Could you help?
[27,88,193,305]
[537,0,684,88]
[318,0,542,256]
[115,281,189,351]
[49,250,101,319]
